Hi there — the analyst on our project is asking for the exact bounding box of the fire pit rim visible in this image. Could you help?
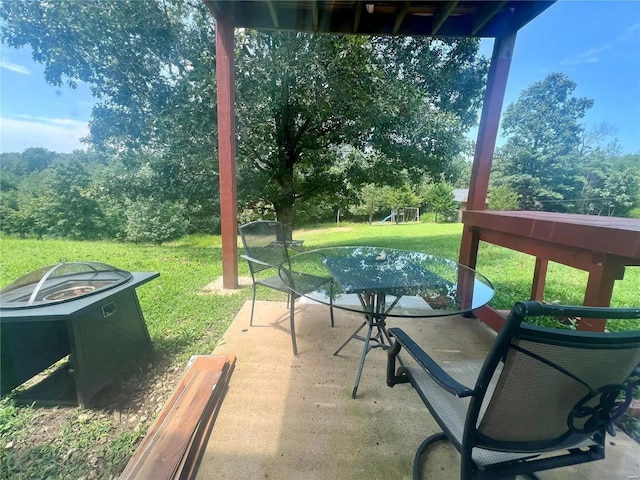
[0,261,134,310]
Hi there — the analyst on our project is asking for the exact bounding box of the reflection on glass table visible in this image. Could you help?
[279,246,495,398]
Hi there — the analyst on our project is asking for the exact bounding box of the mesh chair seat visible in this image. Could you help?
[388,301,640,480]
[255,274,291,293]
[405,361,596,468]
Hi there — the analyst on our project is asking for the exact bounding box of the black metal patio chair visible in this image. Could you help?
[238,220,334,355]
[387,301,640,480]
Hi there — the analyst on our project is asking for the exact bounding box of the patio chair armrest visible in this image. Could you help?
[387,328,474,398]
[240,255,276,269]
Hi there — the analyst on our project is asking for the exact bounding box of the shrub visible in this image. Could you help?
[123,199,189,244]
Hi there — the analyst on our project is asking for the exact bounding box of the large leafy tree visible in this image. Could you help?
[235,32,487,237]
[234,32,378,236]
[576,152,639,217]
[28,157,106,239]
[2,0,222,233]
[1,0,202,149]
[351,184,388,225]
[2,1,488,239]
[493,73,593,211]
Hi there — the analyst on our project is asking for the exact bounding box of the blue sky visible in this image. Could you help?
[1,1,639,154]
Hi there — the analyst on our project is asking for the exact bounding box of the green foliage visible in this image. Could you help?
[490,74,639,217]
[488,185,520,211]
[383,185,420,224]
[0,155,106,239]
[292,200,335,226]
[502,73,593,157]
[1,148,57,176]
[351,184,388,225]
[235,32,382,234]
[2,0,221,237]
[420,212,437,223]
[495,73,593,211]
[422,182,458,222]
[104,429,144,472]
[92,150,221,236]
[123,198,189,244]
[1,0,208,149]
[576,152,640,217]
[368,37,487,179]
[34,158,107,239]
[0,402,33,438]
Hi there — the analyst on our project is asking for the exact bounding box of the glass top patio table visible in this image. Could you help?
[279,246,495,397]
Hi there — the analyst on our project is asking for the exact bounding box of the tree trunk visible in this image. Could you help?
[275,202,294,241]
[273,163,295,241]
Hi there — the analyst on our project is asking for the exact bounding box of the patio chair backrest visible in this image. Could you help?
[468,302,640,453]
[238,220,290,273]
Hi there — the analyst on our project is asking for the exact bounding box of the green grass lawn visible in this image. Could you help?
[0,223,638,479]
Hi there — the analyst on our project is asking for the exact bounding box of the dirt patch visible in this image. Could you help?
[2,353,186,479]
[199,276,253,296]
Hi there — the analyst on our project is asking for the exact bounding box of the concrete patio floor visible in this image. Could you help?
[196,300,640,480]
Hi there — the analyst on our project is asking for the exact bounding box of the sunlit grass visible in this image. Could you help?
[0,223,638,478]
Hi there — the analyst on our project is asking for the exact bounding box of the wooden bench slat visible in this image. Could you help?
[177,364,234,480]
[119,354,235,480]
[130,370,223,479]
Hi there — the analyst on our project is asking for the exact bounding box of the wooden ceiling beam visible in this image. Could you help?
[393,2,411,34]
[431,1,458,35]
[312,1,319,31]
[472,1,507,35]
[267,0,279,28]
[353,1,363,33]
[203,1,222,18]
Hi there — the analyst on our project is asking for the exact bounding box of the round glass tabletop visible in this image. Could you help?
[280,246,494,318]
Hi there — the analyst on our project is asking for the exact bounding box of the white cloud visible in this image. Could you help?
[0,116,89,153]
[625,22,640,33]
[0,60,31,75]
[618,21,640,41]
[561,46,611,66]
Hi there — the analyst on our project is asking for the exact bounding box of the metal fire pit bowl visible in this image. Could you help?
[0,261,159,407]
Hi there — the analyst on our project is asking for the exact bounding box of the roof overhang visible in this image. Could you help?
[204,1,555,37]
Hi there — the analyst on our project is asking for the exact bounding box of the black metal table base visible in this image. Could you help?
[333,292,403,398]
[333,316,396,398]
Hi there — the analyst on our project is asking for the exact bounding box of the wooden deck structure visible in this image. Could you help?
[460,211,640,331]
[203,1,639,331]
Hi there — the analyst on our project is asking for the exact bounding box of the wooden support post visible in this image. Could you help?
[579,265,625,331]
[531,257,548,301]
[466,31,516,211]
[459,224,480,270]
[216,13,238,289]
[460,31,516,332]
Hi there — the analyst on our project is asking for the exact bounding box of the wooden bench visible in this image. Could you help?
[119,354,235,480]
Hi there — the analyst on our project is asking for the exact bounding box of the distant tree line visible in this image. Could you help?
[489,73,639,217]
[1,1,638,244]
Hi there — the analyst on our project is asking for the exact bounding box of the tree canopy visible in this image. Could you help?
[491,72,638,216]
[2,0,489,239]
[2,2,637,243]
[493,73,592,211]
